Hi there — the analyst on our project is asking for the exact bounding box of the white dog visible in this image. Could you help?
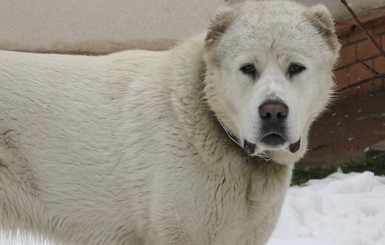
[0,1,339,244]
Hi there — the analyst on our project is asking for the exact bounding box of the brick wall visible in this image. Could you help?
[334,9,385,97]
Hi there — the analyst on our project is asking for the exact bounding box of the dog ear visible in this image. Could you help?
[304,5,340,53]
[205,7,234,48]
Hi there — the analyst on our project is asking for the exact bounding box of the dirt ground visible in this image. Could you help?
[299,90,385,166]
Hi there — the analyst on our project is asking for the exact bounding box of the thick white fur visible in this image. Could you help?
[0,1,339,245]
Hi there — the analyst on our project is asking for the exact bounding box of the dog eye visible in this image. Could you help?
[240,64,256,76]
[288,63,306,77]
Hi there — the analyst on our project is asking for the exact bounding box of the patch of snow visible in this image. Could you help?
[0,231,51,245]
[269,172,385,245]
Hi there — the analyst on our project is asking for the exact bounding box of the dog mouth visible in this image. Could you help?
[243,134,301,157]
[260,133,301,153]
[261,133,285,146]
[261,133,301,153]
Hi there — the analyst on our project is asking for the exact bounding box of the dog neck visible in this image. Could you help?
[216,117,270,162]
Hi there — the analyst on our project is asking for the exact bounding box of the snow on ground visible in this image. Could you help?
[269,171,385,245]
[1,171,385,245]
[0,232,51,245]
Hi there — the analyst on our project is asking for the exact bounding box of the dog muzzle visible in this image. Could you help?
[217,117,301,160]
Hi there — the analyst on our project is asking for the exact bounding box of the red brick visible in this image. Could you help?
[357,82,374,96]
[334,68,350,89]
[336,23,353,37]
[337,12,385,36]
[359,12,385,24]
[337,88,358,99]
[373,56,385,74]
[356,78,384,96]
[338,35,349,46]
[382,33,385,51]
[374,23,385,35]
[351,12,385,32]
[349,27,373,43]
[337,44,356,67]
[348,62,374,84]
[357,37,381,60]
[372,77,384,91]
[337,18,356,28]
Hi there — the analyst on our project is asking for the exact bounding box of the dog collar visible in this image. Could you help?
[216,117,270,161]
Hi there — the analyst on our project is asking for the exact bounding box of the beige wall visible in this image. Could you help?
[1,0,384,53]
[0,0,224,52]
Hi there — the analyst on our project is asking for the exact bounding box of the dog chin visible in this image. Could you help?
[261,137,300,150]
[246,138,301,158]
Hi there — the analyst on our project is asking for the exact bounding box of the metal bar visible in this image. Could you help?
[335,59,385,92]
[357,59,384,77]
[336,74,383,92]
[340,0,385,58]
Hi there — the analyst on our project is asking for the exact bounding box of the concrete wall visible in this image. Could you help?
[0,0,384,53]
[0,0,223,52]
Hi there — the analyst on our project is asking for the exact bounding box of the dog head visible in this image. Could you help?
[204,1,340,164]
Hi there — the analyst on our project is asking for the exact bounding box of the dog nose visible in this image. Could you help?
[258,101,288,123]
